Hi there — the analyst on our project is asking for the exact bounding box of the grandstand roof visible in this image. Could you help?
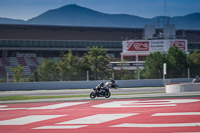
[0,24,143,41]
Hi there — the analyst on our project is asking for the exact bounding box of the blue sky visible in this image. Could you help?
[0,0,200,20]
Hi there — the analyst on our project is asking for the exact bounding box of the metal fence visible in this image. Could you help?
[0,67,199,83]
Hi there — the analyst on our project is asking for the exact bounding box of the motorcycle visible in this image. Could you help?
[90,82,111,99]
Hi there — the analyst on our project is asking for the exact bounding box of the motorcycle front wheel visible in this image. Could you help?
[90,92,97,99]
[105,91,111,98]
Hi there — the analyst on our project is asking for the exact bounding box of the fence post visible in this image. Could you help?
[137,66,140,80]
[112,69,115,79]
[87,70,89,81]
[188,68,190,79]
[6,72,9,82]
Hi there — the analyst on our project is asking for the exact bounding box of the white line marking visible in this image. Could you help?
[92,101,176,108]
[0,108,27,110]
[0,102,89,110]
[111,122,200,127]
[28,102,89,109]
[0,105,7,108]
[152,112,200,116]
[0,115,66,125]
[58,114,138,124]
[33,125,87,129]
[93,99,200,108]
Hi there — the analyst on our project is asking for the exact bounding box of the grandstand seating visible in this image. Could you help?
[17,57,27,66]
[0,66,6,75]
[0,57,60,77]
[0,58,10,66]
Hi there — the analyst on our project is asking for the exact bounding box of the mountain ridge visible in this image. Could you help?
[0,4,200,30]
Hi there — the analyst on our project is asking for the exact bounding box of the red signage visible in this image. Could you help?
[170,41,186,50]
[127,41,149,51]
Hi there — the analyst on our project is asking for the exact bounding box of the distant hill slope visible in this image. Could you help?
[0,4,200,30]
[0,17,25,24]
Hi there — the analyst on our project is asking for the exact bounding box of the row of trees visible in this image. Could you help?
[12,46,110,82]
[143,47,200,78]
[11,46,200,82]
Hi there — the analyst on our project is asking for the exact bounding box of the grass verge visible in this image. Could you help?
[0,92,165,101]
[0,95,89,101]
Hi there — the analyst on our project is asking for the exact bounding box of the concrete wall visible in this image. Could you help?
[0,78,193,91]
[166,83,200,93]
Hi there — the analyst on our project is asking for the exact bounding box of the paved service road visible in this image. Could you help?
[0,97,200,133]
[0,87,164,96]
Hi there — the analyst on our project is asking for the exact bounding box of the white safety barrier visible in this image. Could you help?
[0,78,192,91]
[165,83,200,93]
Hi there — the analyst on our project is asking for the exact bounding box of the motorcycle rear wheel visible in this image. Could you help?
[105,91,111,98]
[90,92,96,99]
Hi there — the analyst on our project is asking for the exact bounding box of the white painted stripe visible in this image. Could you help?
[0,108,27,110]
[0,105,7,108]
[28,102,89,109]
[58,114,137,124]
[152,112,200,116]
[92,101,176,108]
[33,125,87,129]
[93,99,200,108]
[0,115,66,125]
[111,122,200,127]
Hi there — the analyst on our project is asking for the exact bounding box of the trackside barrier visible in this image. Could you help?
[165,82,200,93]
[0,78,193,91]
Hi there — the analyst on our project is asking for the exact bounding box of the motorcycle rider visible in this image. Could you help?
[192,75,200,83]
[105,78,118,89]
[97,82,109,94]
[96,82,105,92]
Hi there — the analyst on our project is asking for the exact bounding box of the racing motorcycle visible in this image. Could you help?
[90,82,111,99]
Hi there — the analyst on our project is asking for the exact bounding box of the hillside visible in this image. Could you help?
[0,4,200,30]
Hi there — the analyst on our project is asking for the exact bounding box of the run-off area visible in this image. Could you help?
[0,98,200,133]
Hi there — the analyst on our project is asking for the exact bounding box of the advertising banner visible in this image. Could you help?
[126,41,149,51]
[122,40,187,53]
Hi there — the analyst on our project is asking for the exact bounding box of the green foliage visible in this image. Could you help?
[37,58,59,81]
[188,50,200,66]
[11,65,24,82]
[57,50,83,81]
[83,46,109,80]
[143,46,189,79]
[188,50,200,77]
[143,52,166,79]
[28,47,110,81]
[27,46,200,81]
[167,47,188,78]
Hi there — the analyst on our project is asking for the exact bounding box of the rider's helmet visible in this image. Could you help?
[99,82,104,87]
[110,78,115,83]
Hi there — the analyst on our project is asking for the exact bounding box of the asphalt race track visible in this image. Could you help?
[0,97,200,133]
[0,87,164,96]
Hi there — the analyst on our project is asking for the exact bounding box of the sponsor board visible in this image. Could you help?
[123,39,187,53]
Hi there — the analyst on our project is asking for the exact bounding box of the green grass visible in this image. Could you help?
[113,92,165,95]
[0,92,165,101]
[0,95,89,101]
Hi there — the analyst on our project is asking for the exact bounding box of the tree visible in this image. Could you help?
[37,58,59,81]
[57,50,82,81]
[143,52,166,79]
[188,50,200,77]
[167,46,188,78]
[83,46,109,80]
[12,65,24,82]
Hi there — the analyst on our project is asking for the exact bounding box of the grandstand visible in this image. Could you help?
[0,24,200,79]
